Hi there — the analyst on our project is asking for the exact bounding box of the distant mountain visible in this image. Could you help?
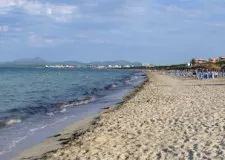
[0,58,142,66]
[12,57,48,65]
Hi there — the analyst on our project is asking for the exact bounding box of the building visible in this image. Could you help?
[219,57,225,62]
[193,59,209,64]
[191,56,225,65]
[209,58,219,63]
[123,65,131,68]
[96,65,106,69]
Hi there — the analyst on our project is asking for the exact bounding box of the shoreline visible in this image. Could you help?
[40,72,225,159]
[12,71,148,160]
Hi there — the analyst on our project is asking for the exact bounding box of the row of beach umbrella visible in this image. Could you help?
[167,70,225,79]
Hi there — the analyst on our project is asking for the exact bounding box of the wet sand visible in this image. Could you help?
[15,72,225,159]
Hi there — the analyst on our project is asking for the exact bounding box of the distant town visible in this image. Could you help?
[0,57,155,69]
[3,56,225,70]
[191,56,225,65]
[45,64,154,69]
[44,56,225,69]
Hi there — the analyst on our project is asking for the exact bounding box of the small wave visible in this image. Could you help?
[52,117,68,124]
[1,135,28,155]
[125,80,131,84]
[60,108,66,113]
[129,76,139,81]
[124,73,145,85]
[0,96,96,127]
[46,112,54,116]
[0,135,27,155]
[134,76,139,79]
[5,119,22,126]
[29,125,48,132]
[62,97,96,108]
[11,136,27,146]
[111,84,117,88]
[104,83,117,90]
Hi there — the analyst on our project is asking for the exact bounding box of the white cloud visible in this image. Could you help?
[0,0,13,8]
[1,0,225,49]
[0,25,23,42]
[0,0,80,23]
[0,0,14,14]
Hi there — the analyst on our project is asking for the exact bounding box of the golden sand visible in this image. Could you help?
[42,72,225,160]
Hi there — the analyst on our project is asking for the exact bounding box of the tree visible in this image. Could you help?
[191,58,196,65]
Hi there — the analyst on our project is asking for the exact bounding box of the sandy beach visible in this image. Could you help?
[15,72,225,160]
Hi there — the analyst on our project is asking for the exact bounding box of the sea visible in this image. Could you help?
[0,67,146,160]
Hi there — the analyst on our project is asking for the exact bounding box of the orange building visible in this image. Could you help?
[192,56,225,65]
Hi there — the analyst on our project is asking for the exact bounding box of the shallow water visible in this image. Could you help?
[0,67,146,159]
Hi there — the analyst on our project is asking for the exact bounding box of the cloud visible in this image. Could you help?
[28,32,74,47]
[0,25,25,42]
[0,25,9,32]
[0,0,14,8]
[1,0,225,63]
[0,0,13,14]
[0,0,80,23]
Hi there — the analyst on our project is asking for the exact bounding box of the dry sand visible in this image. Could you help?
[24,72,225,159]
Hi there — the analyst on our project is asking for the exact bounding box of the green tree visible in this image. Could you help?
[191,58,196,65]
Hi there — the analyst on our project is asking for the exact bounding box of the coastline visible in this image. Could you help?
[12,71,148,160]
[40,71,225,159]
[11,114,100,160]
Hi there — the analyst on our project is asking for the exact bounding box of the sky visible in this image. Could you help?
[0,0,225,64]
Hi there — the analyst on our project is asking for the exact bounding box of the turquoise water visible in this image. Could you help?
[0,67,146,159]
